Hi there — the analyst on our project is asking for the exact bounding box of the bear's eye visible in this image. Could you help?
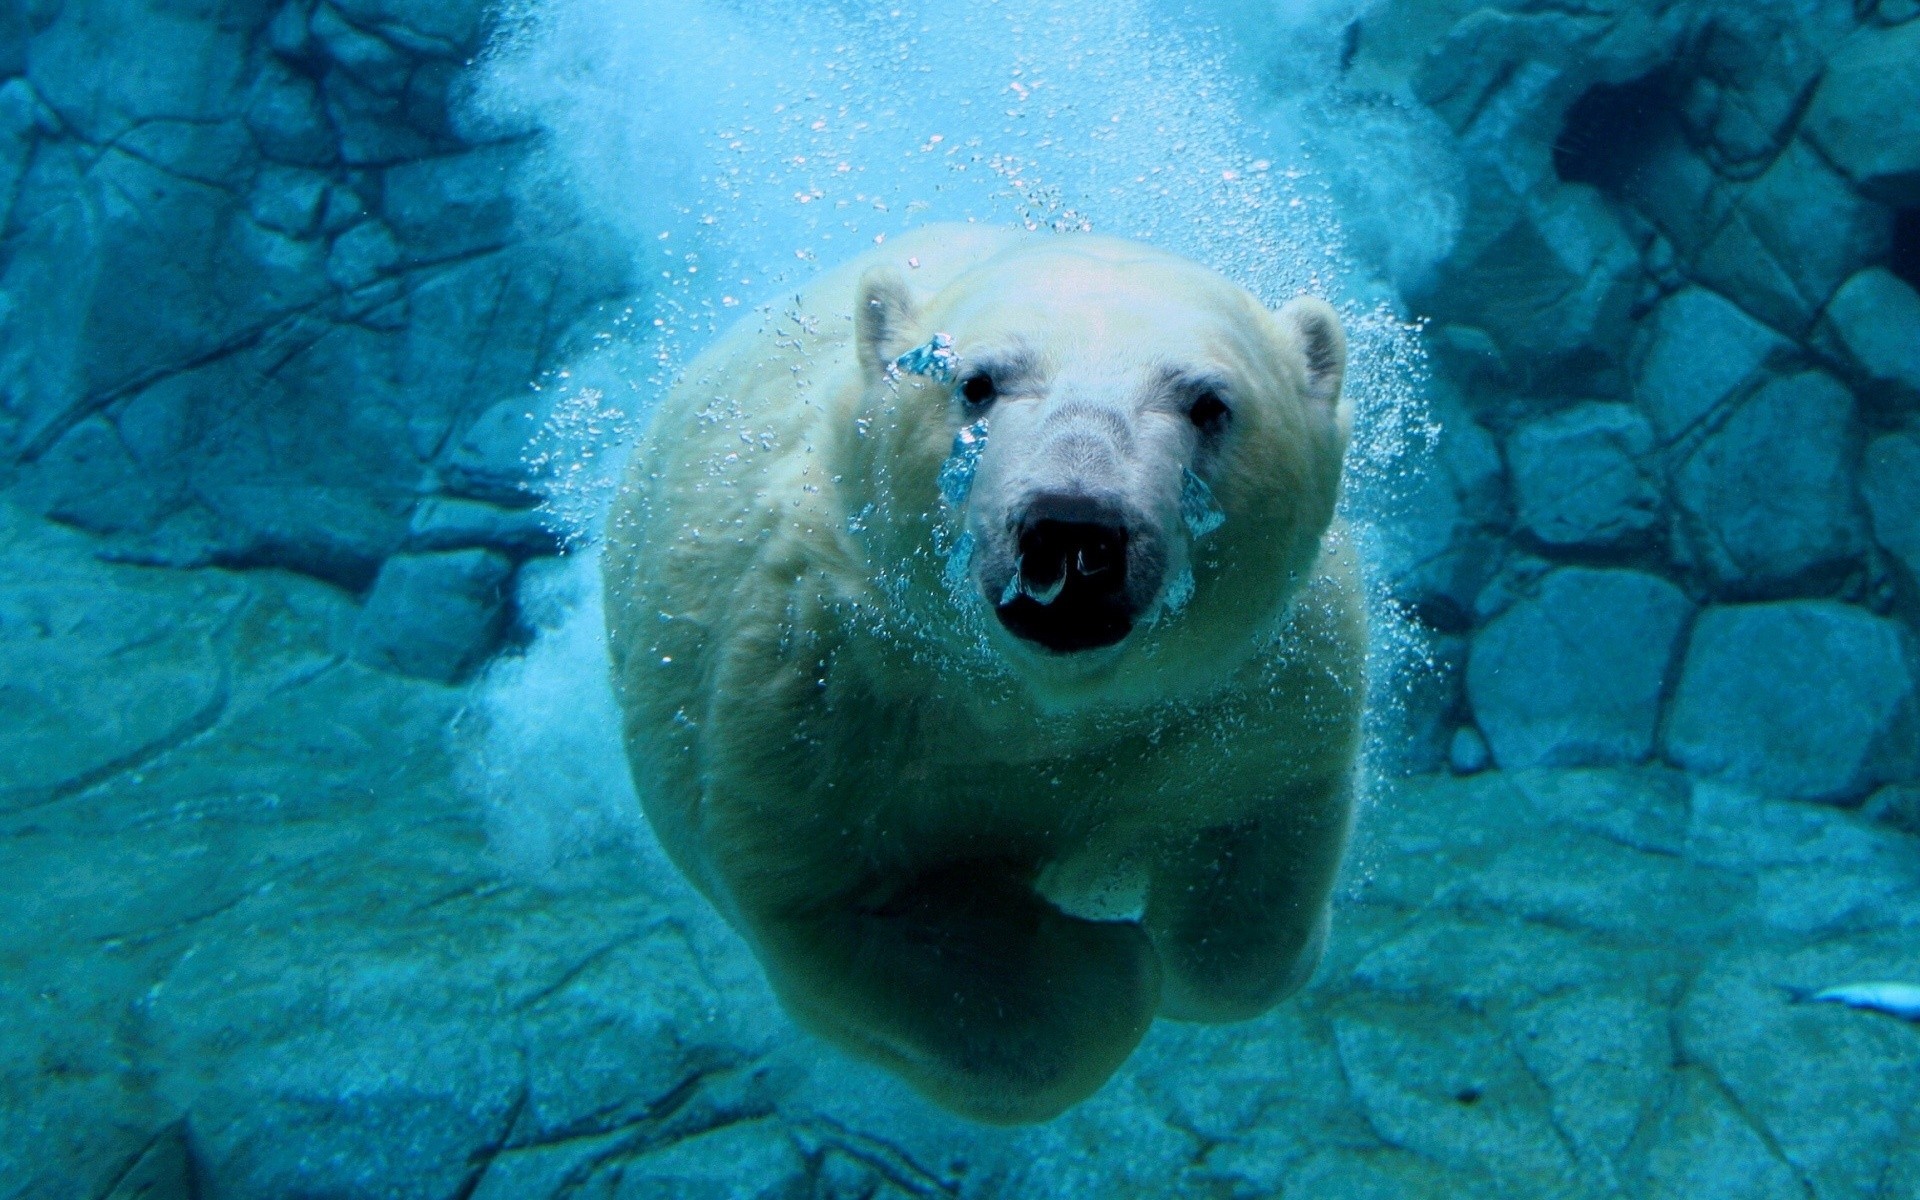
[1189,390,1231,434]
[960,372,997,407]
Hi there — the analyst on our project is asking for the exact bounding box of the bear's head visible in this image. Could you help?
[852,234,1349,704]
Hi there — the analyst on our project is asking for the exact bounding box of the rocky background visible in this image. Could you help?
[3,0,1920,1197]
[0,0,625,683]
[1352,0,1920,822]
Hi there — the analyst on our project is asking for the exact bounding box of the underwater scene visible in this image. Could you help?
[4,0,1920,1194]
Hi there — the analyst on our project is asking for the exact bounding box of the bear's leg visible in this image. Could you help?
[1145,778,1352,1023]
[752,859,1161,1124]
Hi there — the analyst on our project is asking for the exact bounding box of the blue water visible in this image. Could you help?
[3,0,1919,1195]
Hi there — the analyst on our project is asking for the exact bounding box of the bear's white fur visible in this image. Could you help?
[604,225,1363,1123]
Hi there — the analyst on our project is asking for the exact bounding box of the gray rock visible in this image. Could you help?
[245,59,338,167]
[395,249,574,454]
[1692,139,1892,337]
[1618,125,1742,265]
[1669,371,1867,596]
[312,2,415,97]
[1663,601,1920,802]
[1375,631,1466,776]
[1862,430,1920,586]
[1375,390,1505,629]
[1676,7,1842,180]
[1331,1008,1576,1192]
[1815,268,1920,410]
[1467,568,1693,769]
[116,117,257,190]
[1642,1070,1804,1200]
[1678,937,1920,1199]
[407,496,560,557]
[27,0,249,142]
[12,518,1920,1200]
[325,64,436,165]
[333,0,491,56]
[1630,287,1793,441]
[440,399,549,506]
[1507,402,1661,549]
[17,416,171,535]
[351,549,513,682]
[1863,783,1920,836]
[505,1121,812,1200]
[248,165,331,238]
[1802,19,1920,206]
[1511,990,1670,1168]
[0,79,44,231]
[327,219,403,290]
[0,510,237,809]
[1449,725,1491,775]
[383,142,522,262]
[1423,182,1640,381]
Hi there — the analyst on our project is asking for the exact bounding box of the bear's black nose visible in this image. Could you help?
[996,516,1134,653]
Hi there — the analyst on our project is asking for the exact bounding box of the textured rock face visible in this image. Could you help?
[9,501,1920,1199]
[1630,287,1791,441]
[1343,0,1920,775]
[1816,268,1920,411]
[1862,430,1920,588]
[1668,371,1867,596]
[1375,388,1506,632]
[1802,19,1920,206]
[0,0,622,612]
[6,1,1920,1195]
[1468,568,1693,768]
[351,547,513,681]
[1507,403,1660,549]
[1664,602,1920,802]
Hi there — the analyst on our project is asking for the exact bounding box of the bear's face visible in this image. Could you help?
[855,237,1348,694]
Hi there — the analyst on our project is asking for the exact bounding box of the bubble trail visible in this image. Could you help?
[466,0,1440,869]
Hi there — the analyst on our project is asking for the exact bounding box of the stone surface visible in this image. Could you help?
[1864,783,1920,836]
[1449,724,1491,774]
[1378,631,1468,776]
[1802,19,1920,205]
[1375,388,1506,631]
[1862,430,1920,588]
[407,496,561,557]
[1664,601,1920,802]
[1668,370,1867,596]
[1630,287,1793,441]
[8,0,1920,1187]
[9,500,1920,1199]
[1507,402,1661,549]
[0,0,620,609]
[440,398,551,506]
[1421,182,1641,386]
[1690,139,1890,337]
[351,548,514,682]
[1816,268,1920,410]
[1467,567,1694,769]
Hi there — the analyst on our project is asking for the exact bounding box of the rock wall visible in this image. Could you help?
[1351,0,1920,808]
[3,0,1916,780]
[0,0,627,679]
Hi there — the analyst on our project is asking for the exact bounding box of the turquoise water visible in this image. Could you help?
[3,0,1919,1195]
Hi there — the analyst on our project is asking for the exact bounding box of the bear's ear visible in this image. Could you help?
[856,265,921,380]
[1275,296,1347,421]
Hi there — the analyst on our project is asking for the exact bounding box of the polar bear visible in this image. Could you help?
[604,224,1363,1124]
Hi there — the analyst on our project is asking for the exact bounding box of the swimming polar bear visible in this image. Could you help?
[604,224,1363,1123]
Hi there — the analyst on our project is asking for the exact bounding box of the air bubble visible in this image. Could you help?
[895,332,959,384]
[1162,567,1195,614]
[1180,469,1226,540]
[943,530,976,593]
[937,419,990,508]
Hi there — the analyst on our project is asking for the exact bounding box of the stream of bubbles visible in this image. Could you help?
[457,0,1437,878]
